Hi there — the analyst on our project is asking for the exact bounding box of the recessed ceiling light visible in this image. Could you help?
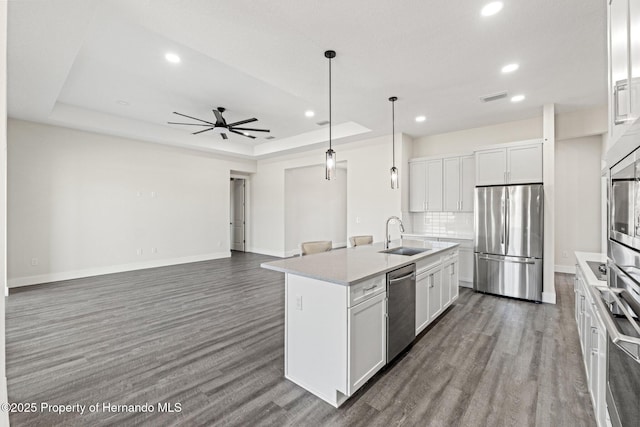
[501,63,519,73]
[116,100,130,106]
[165,52,181,64]
[511,94,525,103]
[415,115,426,122]
[481,2,503,17]
[305,110,315,118]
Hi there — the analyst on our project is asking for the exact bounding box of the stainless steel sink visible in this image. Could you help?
[380,247,430,256]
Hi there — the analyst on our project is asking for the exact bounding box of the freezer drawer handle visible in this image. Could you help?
[478,255,535,265]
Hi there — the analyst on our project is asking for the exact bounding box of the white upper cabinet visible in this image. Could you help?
[475,149,507,186]
[608,0,640,146]
[409,159,442,212]
[507,144,543,184]
[411,155,473,213]
[443,157,461,211]
[475,142,542,186]
[426,159,443,212]
[409,161,427,212]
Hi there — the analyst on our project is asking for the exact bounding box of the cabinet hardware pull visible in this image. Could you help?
[362,285,377,292]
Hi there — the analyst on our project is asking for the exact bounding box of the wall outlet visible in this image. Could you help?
[136,248,143,255]
[136,191,141,197]
[151,191,157,198]
[30,258,38,266]
[295,295,303,311]
[562,251,568,259]
[355,216,361,224]
[151,247,157,254]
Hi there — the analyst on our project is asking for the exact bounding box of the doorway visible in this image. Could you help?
[230,178,246,252]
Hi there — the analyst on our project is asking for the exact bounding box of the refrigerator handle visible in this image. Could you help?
[505,189,509,250]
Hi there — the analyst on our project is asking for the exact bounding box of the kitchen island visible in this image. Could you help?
[261,239,459,407]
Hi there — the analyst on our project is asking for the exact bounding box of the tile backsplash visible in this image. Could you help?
[411,212,474,236]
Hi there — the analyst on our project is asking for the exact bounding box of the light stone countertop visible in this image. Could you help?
[261,239,459,286]
[402,232,475,241]
[575,251,607,287]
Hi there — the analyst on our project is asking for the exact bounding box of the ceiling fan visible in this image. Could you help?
[168,107,270,140]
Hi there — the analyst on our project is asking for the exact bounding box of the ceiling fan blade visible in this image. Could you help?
[226,118,257,127]
[229,127,270,133]
[168,122,213,126]
[192,127,215,135]
[230,130,256,139]
[173,112,216,126]
[221,133,228,140]
[212,109,227,125]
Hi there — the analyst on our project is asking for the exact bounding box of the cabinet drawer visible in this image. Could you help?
[349,275,385,307]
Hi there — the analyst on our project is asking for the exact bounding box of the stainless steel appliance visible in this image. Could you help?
[386,263,416,362]
[474,184,544,302]
[610,149,640,249]
[601,239,640,427]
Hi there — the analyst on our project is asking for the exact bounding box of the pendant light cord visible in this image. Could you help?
[329,56,332,151]
[392,99,395,167]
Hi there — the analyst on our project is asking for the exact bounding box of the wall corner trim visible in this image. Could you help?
[542,291,557,305]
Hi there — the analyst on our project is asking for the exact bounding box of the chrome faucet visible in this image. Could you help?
[385,216,405,249]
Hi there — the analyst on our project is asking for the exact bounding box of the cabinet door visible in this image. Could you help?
[610,0,632,136]
[588,316,600,411]
[630,0,640,120]
[443,157,461,211]
[475,149,507,186]
[460,155,475,212]
[428,269,443,322]
[449,261,459,302]
[415,270,431,335]
[409,161,427,212]
[348,292,386,395]
[458,248,474,283]
[426,159,443,211]
[507,144,543,184]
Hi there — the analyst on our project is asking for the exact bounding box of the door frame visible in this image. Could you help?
[230,175,249,252]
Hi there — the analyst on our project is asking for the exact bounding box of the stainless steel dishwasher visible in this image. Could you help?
[387,263,416,362]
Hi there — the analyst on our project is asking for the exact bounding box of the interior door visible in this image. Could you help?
[231,179,245,252]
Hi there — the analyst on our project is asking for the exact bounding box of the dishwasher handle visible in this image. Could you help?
[388,272,416,283]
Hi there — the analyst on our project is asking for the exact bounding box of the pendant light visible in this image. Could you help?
[389,96,399,189]
[325,50,336,180]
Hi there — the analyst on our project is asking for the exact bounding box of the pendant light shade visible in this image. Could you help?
[389,96,399,189]
[325,50,336,180]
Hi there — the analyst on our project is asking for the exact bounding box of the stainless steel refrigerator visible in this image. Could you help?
[474,184,544,302]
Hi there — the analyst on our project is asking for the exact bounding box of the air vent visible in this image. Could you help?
[480,91,508,103]
[316,120,330,126]
[265,136,275,140]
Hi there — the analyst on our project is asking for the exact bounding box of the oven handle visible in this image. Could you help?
[589,285,640,364]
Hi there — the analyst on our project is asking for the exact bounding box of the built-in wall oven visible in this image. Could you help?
[606,148,640,427]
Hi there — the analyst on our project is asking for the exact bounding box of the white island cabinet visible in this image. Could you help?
[262,239,459,407]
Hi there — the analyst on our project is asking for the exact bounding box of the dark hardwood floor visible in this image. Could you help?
[5,253,595,426]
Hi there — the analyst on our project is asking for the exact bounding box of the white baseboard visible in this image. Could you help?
[555,264,575,274]
[248,247,286,258]
[7,252,230,288]
[542,291,557,304]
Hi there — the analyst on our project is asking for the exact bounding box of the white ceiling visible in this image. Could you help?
[7,0,607,159]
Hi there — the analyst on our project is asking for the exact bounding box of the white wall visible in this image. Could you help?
[251,134,405,256]
[284,164,347,255]
[0,1,8,423]
[413,116,543,157]
[7,119,256,286]
[555,135,603,270]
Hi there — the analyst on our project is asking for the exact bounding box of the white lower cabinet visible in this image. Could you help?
[427,268,443,323]
[347,292,387,394]
[415,268,431,334]
[443,258,459,303]
[574,262,608,427]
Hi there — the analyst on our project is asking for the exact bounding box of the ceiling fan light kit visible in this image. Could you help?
[325,49,337,181]
[168,106,270,140]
